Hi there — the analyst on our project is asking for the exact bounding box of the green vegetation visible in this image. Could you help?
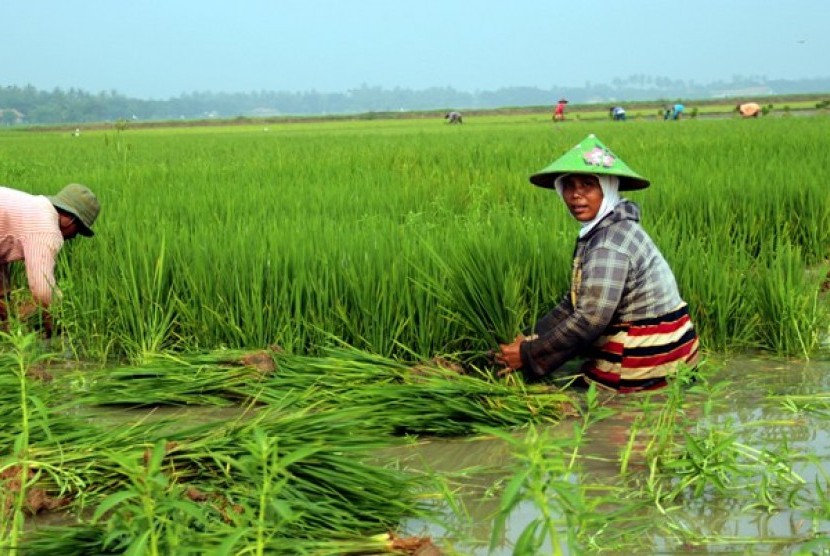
[483,369,825,554]
[3,114,828,362]
[1,112,830,554]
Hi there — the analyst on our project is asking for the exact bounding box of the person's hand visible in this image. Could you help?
[18,301,39,320]
[18,302,53,338]
[495,335,526,376]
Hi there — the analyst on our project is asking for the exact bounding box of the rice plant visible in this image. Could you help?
[3,116,828,360]
[2,114,830,554]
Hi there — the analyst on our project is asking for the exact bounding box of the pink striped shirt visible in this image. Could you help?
[0,186,64,305]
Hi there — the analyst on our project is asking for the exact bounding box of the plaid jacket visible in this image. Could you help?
[520,200,685,379]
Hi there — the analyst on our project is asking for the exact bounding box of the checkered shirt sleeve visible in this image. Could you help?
[521,246,629,378]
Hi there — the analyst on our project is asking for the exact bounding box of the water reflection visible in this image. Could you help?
[392,356,830,554]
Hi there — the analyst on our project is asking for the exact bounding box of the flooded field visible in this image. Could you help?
[13,347,830,554]
[389,356,830,554]
[6,347,830,556]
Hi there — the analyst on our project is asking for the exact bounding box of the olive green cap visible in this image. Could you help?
[48,183,100,237]
[529,134,650,191]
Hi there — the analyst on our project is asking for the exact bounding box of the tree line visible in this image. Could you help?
[1,76,829,126]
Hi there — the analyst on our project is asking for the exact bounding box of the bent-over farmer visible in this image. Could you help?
[0,183,100,336]
[445,111,463,124]
[736,102,761,118]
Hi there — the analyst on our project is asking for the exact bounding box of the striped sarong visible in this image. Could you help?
[581,304,699,392]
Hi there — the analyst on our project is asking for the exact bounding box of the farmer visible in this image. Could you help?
[666,103,684,120]
[494,134,699,392]
[0,183,100,336]
[553,99,568,121]
[610,106,626,121]
[445,111,463,124]
[736,102,761,118]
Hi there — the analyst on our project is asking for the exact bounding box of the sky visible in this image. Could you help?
[2,0,827,100]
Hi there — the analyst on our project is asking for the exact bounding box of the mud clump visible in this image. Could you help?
[1,466,71,515]
[23,488,71,514]
[228,344,283,376]
[389,533,443,555]
[238,351,276,375]
[184,486,209,502]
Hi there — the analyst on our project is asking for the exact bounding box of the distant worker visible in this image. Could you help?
[665,103,684,120]
[0,183,100,336]
[553,98,568,122]
[736,102,761,118]
[610,106,626,121]
[445,111,463,124]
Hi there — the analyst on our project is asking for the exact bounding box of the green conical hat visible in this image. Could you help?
[529,134,650,191]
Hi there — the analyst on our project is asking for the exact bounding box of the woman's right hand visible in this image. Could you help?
[495,335,526,372]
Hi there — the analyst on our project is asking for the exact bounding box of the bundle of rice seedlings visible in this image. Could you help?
[151,401,425,532]
[15,396,434,553]
[358,365,573,436]
[246,347,575,436]
[21,524,441,556]
[57,349,280,407]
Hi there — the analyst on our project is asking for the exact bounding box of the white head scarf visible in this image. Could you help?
[553,173,621,238]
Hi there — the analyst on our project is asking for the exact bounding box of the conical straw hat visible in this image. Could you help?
[529,134,650,191]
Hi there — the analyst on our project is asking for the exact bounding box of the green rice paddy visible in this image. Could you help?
[1,112,830,554]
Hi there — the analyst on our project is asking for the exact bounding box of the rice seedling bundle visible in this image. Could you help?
[56,345,575,437]
[2,353,435,553]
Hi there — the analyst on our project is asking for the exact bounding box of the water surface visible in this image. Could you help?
[392,356,830,554]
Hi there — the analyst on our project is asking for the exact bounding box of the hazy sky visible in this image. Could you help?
[2,0,826,99]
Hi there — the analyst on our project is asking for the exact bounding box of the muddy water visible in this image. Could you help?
[391,356,830,555]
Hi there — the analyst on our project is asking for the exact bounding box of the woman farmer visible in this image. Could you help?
[495,135,699,392]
